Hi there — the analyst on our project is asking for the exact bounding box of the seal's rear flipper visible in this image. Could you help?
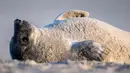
[71,40,105,61]
[55,10,89,20]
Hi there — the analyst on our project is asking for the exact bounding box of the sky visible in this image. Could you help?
[0,0,130,60]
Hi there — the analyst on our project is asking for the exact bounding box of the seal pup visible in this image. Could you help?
[10,10,130,63]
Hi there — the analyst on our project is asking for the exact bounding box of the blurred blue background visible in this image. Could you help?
[0,0,130,60]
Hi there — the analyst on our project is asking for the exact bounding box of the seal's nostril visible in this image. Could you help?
[14,19,21,24]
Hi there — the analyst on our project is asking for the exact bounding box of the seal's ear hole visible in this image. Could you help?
[22,37,28,44]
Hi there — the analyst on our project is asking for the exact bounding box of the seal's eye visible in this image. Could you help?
[21,37,28,44]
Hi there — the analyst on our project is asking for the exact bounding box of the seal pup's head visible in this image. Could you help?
[10,19,37,61]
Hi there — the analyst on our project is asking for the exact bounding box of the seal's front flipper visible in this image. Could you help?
[71,40,105,61]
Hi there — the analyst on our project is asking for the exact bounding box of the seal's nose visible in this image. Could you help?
[14,19,21,23]
[14,19,21,30]
[14,19,21,36]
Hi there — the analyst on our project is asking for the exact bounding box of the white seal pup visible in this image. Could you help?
[10,10,130,63]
